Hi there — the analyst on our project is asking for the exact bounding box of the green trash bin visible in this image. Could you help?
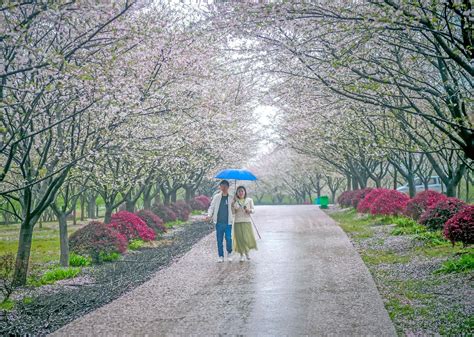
[320,195,329,209]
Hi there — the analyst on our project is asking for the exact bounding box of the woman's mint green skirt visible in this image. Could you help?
[233,222,257,254]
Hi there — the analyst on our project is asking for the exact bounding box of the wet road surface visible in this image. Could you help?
[52,205,396,336]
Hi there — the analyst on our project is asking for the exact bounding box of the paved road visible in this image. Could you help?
[52,205,396,336]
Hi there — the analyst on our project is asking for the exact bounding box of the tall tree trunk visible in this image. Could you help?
[171,190,177,203]
[352,176,359,190]
[163,193,171,205]
[466,171,470,202]
[87,193,96,219]
[80,194,85,221]
[143,186,153,210]
[125,198,135,213]
[346,174,352,191]
[104,204,113,224]
[393,169,398,190]
[184,187,194,202]
[58,213,69,267]
[407,174,416,198]
[13,218,37,286]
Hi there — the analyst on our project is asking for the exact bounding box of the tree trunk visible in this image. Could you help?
[143,187,153,210]
[446,183,457,197]
[184,187,194,202]
[330,190,336,204]
[374,178,381,188]
[163,193,171,205]
[407,174,416,198]
[80,194,85,221]
[393,169,398,190]
[104,204,113,224]
[13,218,36,286]
[352,176,359,190]
[466,171,470,202]
[58,213,69,267]
[171,190,177,203]
[87,194,96,219]
[125,198,135,213]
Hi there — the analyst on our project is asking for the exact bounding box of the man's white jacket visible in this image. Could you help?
[207,192,234,225]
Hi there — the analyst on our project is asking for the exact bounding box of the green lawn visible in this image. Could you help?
[0,221,84,268]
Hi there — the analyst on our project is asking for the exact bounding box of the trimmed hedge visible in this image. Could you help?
[420,197,466,231]
[69,221,127,263]
[444,205,474,246]
[136,210,166,235]
[109,211,155,242]
[152,204,177,223]
[357,188,387,213]
[369,189,410,216]
[405,190,448,220]
[194,195,211,210]
[169,201,191,221]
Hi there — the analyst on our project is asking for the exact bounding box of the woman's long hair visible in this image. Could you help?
[235,186,247,199]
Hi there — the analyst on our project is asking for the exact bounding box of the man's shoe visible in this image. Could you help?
[217,257,224,263]
[227,253,233,262]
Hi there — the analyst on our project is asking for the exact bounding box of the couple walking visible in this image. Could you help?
[206,180,257,262]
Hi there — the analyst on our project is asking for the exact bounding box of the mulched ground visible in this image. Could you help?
[0,220,213,335]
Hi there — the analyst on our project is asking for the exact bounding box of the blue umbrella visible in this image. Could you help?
[214,168,261,239]
[214,169,257,181]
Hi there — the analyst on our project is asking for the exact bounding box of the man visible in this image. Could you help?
[206,180,233,262]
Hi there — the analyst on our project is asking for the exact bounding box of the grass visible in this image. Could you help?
[29,266,81,286]
[99,251,121,262]
[0,221,84,267]
[0,299,14,311]
[69,253,91,267]
[362,249,411,265]
[329,209,375,239]
[329,208,474,335]
[165,220,185,228]
[191,210,204,215]
[128,239,145,250]
[435,253,474,274]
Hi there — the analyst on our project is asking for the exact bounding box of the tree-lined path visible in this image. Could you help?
[52,205,396,336]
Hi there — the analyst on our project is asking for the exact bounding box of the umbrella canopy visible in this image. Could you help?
[215,168,257,181]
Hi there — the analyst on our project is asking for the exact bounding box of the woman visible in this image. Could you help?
[232,186,257,262]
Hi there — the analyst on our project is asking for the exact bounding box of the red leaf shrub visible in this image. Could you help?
[370,189,410,216]
[136,210,167,234]
[357,188,388,213]
[350,188,373,208]
[443,205,474,246]
[69,221,127,262]
[169,201,191,221]
[194,195,211,209]
[420,197,467,231]
[337,191,355,208]
[152,204,177,223]
[109,211,155,242]
[405,190,448,220]
[189,198,206,211]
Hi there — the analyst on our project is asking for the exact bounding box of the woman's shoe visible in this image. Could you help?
[217,257,224,263]
[245,253,250,260]
[240,254,246,262]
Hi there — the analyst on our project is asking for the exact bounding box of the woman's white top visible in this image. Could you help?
[232,197,255,223]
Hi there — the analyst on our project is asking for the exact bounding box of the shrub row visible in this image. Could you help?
[338,189,473,246]
[69,196,212,264]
